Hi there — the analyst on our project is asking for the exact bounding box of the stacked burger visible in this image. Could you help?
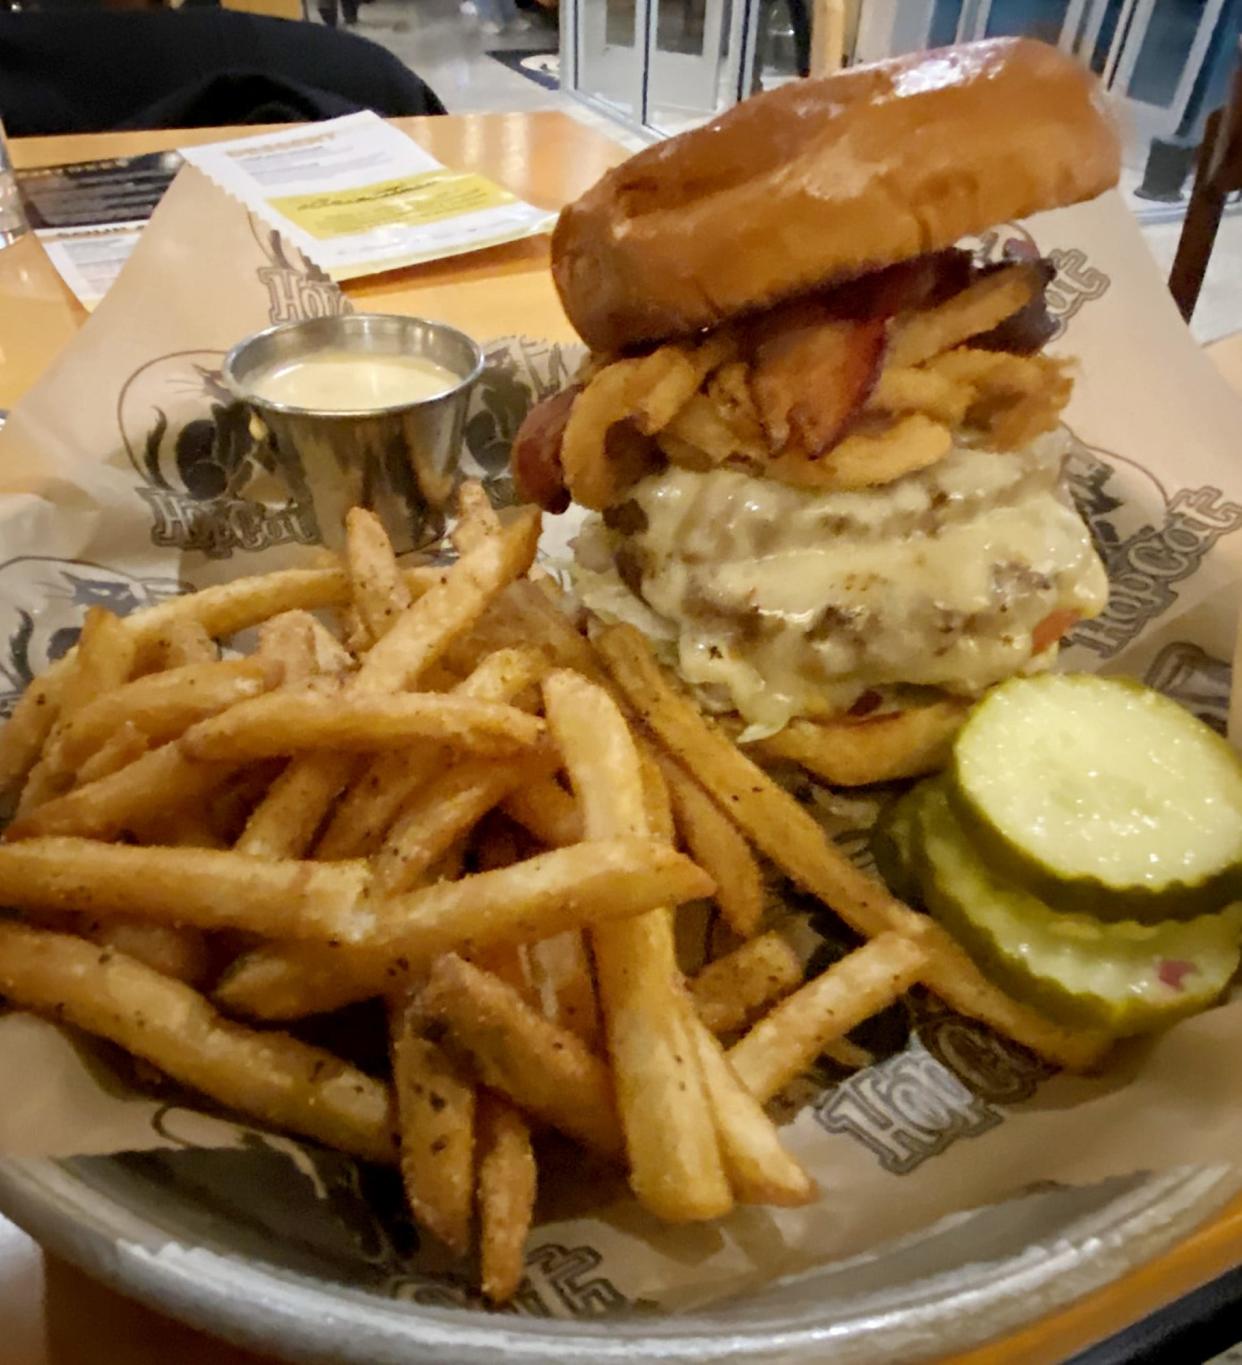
[514,38,1121,780]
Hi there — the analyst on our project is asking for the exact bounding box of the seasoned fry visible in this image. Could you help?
[51,658,284,771]
[687,1009,816,1206]
[216,838,714,1019]
[543,668,732,1222]
[596,625,926,943]
[689,932,803,1035]
[372,755,544,895]
[477,1094,536,1303]
[526,930,600,1046]
[420,953,623,1158]
[142,617,217,671]
[7,743,236,842]
[60,607,140,716]
[85,920,212,987]
[0,567,351,799]
[215,940,366,1021]
[390,993,476,1255]
[19,608,139,813]
[75,721,148,786]
[316,646,552,859]
[747,701,969,787]
[0,921,395,1163]
[661,755,765,937]
[180,690,546,764]
[236,751,363,860]
[728,934,928,1102]
[257,612,319,683]
[0,838,370,940]
[452,480,502,555]
[345,507,412,647]
[500,776,583,850]
[355,505,541,695]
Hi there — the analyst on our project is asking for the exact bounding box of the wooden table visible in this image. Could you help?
[0,111,616,410]
[2,113,1242,1365]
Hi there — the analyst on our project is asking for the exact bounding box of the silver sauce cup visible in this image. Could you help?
[222,313,484,552]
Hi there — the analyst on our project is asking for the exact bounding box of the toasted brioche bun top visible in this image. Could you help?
[552,38,1120,354]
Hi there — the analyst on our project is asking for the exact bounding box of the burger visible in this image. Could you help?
[511,38,1121,783]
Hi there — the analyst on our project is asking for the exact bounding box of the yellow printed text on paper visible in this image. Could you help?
[269,169,517,240]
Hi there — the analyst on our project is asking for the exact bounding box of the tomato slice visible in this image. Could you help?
[1031,608,1081,655]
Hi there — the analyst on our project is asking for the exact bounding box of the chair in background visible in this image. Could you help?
[808,0,845,77]
[0,8,444,136]
[1169,38,1242,322]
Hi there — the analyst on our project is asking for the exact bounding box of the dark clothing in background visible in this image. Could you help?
[0,10,445,136]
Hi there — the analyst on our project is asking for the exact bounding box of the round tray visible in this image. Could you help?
[0,1151,1235,1364]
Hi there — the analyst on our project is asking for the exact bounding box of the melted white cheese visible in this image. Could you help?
[574,433,1109,733]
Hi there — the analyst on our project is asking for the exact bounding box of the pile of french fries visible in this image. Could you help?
[0,483,1106,1302]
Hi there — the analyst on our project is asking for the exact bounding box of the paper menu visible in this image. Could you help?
[36,222,145,312]
[178,112,556,281]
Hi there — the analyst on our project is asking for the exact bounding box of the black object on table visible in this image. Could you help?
[1067,1264,1242,1365]
[0,9,445,137]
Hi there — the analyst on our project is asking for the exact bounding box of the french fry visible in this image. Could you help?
[477,1094,536,1304]
[235,751,365,861]
[689,932,803,1035]
[686,1008,816,1206]
[728,934,928,1102]
[594,632,1104,1067]
[18,608,139,813]
[74,721,148,786]
[661,755,765,938]
[0,921,395,1163]
[0,838,370,940]
[500,776,583,850]
[526,930,600,1046]
[596,625,926,943]
[180,690,545,764]
[390,992,476,1255]
[0,567,351,800]
[85,920,212,987]
[215,940,367,1021]
[452,480,502,555]
[372,755,545,896]
[636,740,675,845]
[445,580,602,682]
[747,701,968,787]
[345,507,412,648]
[215,838,714,1019]
[355,505,541,696]
[257,612,320,683]
[316,646,551,859]
[253,512,541,863]
[7,743,237,842]
[49,658,284,772]
[823,1038,875,1071]
[142,617,217,671]
[543,668,732,1222]
[420,953,623,1159]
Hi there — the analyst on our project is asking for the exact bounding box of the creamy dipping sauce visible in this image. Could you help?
[248,349,459,411]
[573,432,1109,735]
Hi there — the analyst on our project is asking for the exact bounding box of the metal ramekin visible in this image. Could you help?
[222,313,484,552]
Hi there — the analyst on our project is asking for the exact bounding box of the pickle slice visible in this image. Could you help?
[870,786,927,905]
[915,784,1242,1036]
[951,674,1242,922]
